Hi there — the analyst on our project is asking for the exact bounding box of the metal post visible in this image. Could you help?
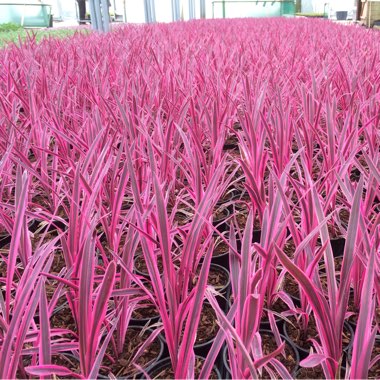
[172,0,180,21]
[88,0,98,30]
[89,0,111,32]
[222,0,226,18]
[200,0,206,18]
[149,0,156,22]
[101,0,110,32]
[189,0,195,19]
[144,0,150,22]
[94,0,104,31]
[123,0,127,22]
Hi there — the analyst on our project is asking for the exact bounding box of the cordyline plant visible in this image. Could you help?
[0,237,58,379]
[275,175,364,377]
[125,132,233,377]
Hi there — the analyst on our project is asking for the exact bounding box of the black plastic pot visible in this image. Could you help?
[159,301,220,359]
[223,135,239,151]
[252,229,261,243]
[223,330,300,379]
[207,264,231,311]
[216,190,239,214]
[99,325,165,379]
[283,319,354,360]
[134,254,164,278]
[211,246,229,270]
[130,305,161,327]
[194,332,217,358]
[235,229,261,252]
[213,207,231,233]
[259,317,285,334]
[34,301,71,324]
[28,219,66,234]
[330,237,345,257]
[0,234,11,249]
[148,356,222,379]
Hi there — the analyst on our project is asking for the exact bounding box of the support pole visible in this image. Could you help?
[144,0,156,23]
[88,0,111,32]
[189,0,195,19]
[144,0,150,23]
[149,0,156,22]
[88,0,99,30]
[94,0,104,31]
[172,0,180,21]
[101,0,110,32]
[200,0,206,18]
[123,0,127,22]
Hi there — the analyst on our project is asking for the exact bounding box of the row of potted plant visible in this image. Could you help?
[0,17,379,379]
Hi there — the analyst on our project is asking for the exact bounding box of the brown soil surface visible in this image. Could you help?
[194,303,218,345]
[369,339,380,379]
[338,209,350,225]
[235,210,261,230]
[296,365,325,379]
[50,303,77,333]
[282,272,300,300]
[131,302,159,320]
[286,316,319,351]
[262,298,289,324]
[192,265,229,292]
[213,207,229,223]
[284,239,296,258]
[213,240,229,257]
[151,357,219,379]
[51,353,81,375]
[287,315,351,351]
[102,328,162,377]
[135,255,164,275]
[174,208,194,226]
[261,332,298,378]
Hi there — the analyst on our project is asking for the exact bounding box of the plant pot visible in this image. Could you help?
[213,207,231,233]
[134,254,164,278]
[0,233,11,249]
[160,302,220,359]
[223,134,239,151]
[223,330,300,379]
[252,229,261,243]
[100,325,165,379]
[148,356,221,379]
[34,300,71,325]
[211,238,230,270]
[336,11,348,20]
[201,263,230,310]
[282,272,301,307]
[295,364,346,379]
[259,296,290,332]
[330,237,345,257]
[130,304,161,327]
[193,302,220,357]
[283,317,354,360]
[216,189,239,214]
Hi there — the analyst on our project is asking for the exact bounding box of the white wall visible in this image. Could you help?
[302,0,356,14]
